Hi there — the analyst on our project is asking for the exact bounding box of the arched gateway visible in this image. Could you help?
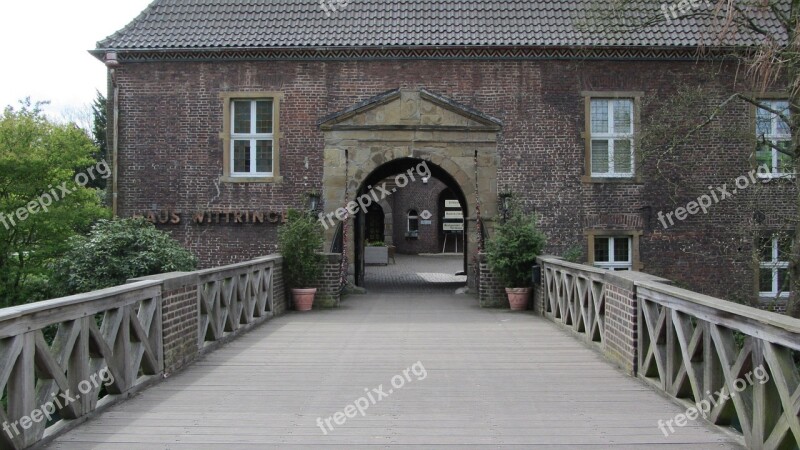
[318,89,502,288]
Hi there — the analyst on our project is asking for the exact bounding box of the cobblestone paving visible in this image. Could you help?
[363,254,467,293]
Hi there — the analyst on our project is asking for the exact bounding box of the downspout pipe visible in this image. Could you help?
[104,52,120,217]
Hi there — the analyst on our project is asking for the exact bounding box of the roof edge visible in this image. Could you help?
[95,0,164,49]
[89,45,744,66]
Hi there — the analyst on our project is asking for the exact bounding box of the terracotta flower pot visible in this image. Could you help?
[505,287,531,311]
[291,288,317,311]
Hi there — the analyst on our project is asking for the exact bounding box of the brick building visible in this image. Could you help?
[94,1,795,307]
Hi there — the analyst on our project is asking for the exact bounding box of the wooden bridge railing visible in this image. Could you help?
[536,256,800,449]
[0,281,163,450]
[638,282,800,449]
[196,257,277,347]
[0,254,285,450]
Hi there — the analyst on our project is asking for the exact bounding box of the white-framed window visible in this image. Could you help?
[407,209,419,234]
[590,99,634,177]
[756,100,793,178]
[593,236,632,271]
[759,233,792,298]
[231,99,274,177]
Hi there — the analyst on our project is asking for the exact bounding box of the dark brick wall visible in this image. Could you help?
[160,285,198,373]
[391,177,449,254]
[604,281,638,374]
[478,253,508,308]
[111,57,796,304]
[309,252,342,308]
[272,262,287,316]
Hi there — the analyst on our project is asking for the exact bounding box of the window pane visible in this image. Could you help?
[778,234,792,260]
[233,140,250,173]
[756,106,772,136]
[778,268,790,293]
[775,101,790,135]
[777,141,793,174]
[255,100,273,134]
[759,268,774,292]
[595,238,610,262]
[591,140,609,174]
[613,100,632,134]
[756,142,773,170]
[613,238,630,262]
[409,219,419,231]
[613,140,633,173]
[591,100,609,134]
[759,236,773,261]
[255,140,273,173]
[233,101,251,134]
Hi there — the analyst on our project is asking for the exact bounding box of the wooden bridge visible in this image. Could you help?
[0,255,797,449]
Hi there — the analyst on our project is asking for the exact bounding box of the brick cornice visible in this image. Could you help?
[102,46,735,64]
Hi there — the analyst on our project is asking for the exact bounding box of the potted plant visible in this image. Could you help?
[485,201,546,310]
[278,209,325,311]
[364,240,389,265]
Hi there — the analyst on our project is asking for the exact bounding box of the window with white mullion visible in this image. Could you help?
[756,100,793,178]
[230,99,274,177]
[590,99,634,177]
[759,234,791,298]
[593,236,632,271]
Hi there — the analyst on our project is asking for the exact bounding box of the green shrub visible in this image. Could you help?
[563,245,583,263]
[53,218,197,295]
[485,205,547,288]
[278,209,324,288]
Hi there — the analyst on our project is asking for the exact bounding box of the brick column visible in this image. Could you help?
[129,272,200,375]
[478,253,508,308]
[602,274,638,374]
[310,252,343,309]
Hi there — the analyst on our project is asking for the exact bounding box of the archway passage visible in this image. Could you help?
[354,158,470,290]
[319,88,502,290]
[364,203,385,243]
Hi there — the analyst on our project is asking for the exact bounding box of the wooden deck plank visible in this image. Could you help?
[47,292,743,449]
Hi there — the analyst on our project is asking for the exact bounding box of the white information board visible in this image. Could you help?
[443,222,464,231]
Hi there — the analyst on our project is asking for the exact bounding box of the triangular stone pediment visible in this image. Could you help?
[319,89,502,131]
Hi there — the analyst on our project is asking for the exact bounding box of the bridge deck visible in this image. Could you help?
[48,289,741,449]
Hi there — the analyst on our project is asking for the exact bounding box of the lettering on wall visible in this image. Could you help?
[132,210,288,225]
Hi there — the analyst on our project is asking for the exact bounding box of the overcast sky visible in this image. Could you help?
[0,0,154,121]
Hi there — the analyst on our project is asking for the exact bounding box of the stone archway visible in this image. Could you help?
[319,89,501,288]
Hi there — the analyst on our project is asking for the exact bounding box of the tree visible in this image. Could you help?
[586,1,800,317]
[89,90,108,190]
[53,218,198,295]
[0,99,110,307]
